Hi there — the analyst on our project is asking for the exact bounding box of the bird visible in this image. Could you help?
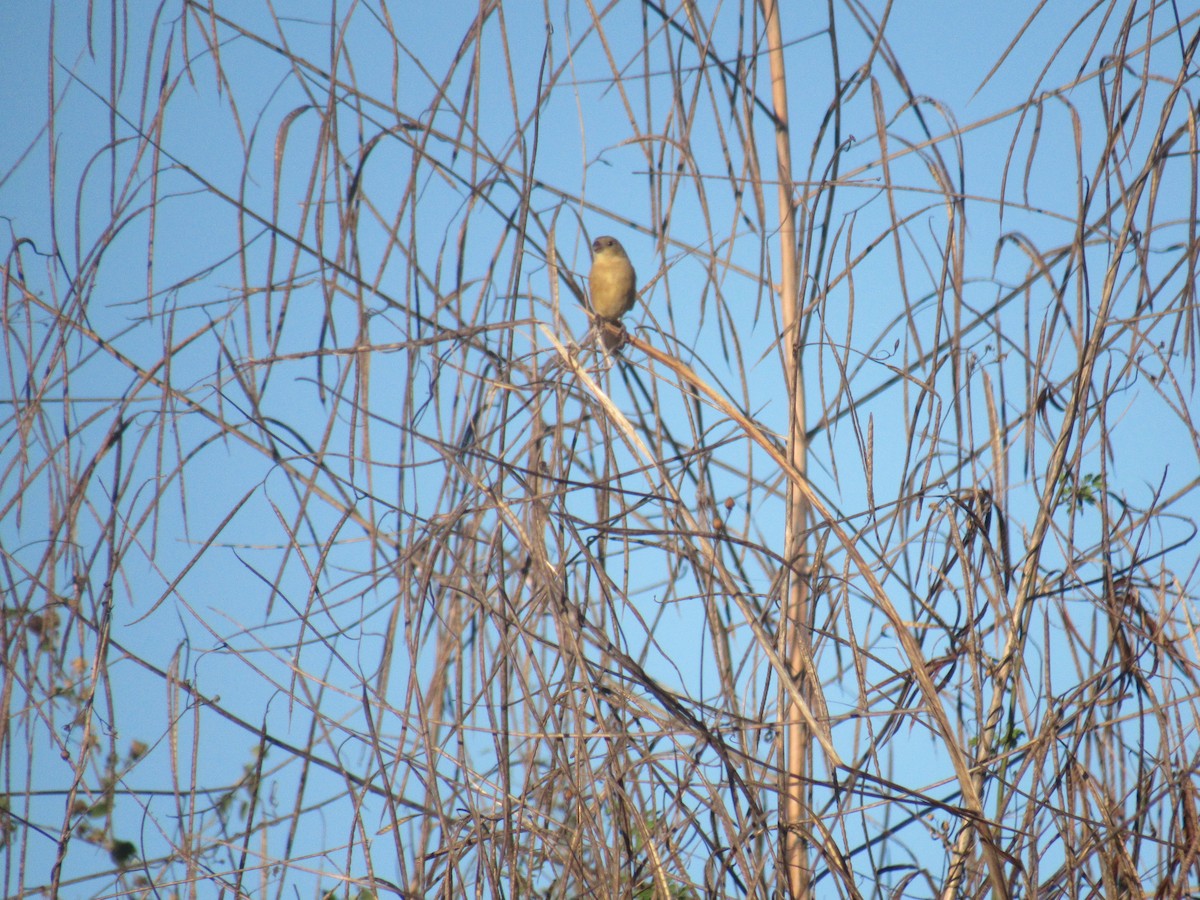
[588,235,637,350]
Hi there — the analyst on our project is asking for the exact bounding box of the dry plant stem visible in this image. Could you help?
[941,32,1199,898]
[622,332,1010,897]
[11,6,1200,897]
[554,328,841,767]
[758,0,811,895]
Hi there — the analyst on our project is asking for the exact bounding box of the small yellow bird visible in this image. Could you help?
[588,235,637,349]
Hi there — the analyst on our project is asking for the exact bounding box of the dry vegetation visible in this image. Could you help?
[3,2,1200,898]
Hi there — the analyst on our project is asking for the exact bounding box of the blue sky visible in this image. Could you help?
[3,2,1198,897]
